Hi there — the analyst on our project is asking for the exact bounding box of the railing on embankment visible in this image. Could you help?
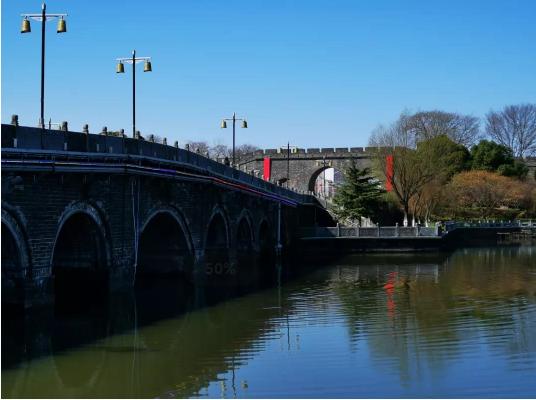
[295,221,534,256]
[298,225,439,238]
[444,220,536,231]
[299,220,536,240]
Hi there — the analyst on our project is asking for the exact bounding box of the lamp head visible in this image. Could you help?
[116,62,125,73]
[57,16,67,33]
[21,17,31,33]
[241,120,248,129]
[220,120,227,129]
[143,60,152,72]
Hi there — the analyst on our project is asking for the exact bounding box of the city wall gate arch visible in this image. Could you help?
[238,147,375,193]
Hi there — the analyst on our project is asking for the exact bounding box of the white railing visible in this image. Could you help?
[444,220,535,232]
[298,224,440,238]
[298,220,536,239]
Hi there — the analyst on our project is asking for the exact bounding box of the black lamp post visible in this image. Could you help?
[21,3,67,128]
[287,142,290,186]
[220,113,247,166]
[116,50,152,138]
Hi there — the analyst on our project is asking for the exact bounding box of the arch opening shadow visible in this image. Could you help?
[2,223,23,306]
[237,218,254,253]
[236,217,256,283]
[136,212,193,286]
[308,167,345,198]
[205,213,229,269]
[52,212,108,312]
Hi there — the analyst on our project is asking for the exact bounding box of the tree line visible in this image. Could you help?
[183,142,259,163]
[332,104,536,225]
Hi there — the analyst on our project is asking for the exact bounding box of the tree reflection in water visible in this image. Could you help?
[329,247,536,389]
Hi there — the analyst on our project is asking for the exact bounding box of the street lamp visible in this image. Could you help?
[116,50,152,138]
[21,3,68,128]
[220,113,247,166]
[286,142,290,186]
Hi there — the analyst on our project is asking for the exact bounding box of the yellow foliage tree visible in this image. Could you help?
[447,171,531,218]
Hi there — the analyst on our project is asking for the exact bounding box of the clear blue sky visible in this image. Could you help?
[2,0,535,148]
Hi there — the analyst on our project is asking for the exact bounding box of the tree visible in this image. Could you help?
[235,144,260,163]
[207,143,259,162]
[211,144,231,159]
[107,131,126,138]
[416,135,471,178]
[409,136,470,223]
[331,163,385,225]
[186,141,210,154]
[152,135,165,144]
[410,181,446,224]
[406,110,481,147]
[486,104,536,158]
[471,140,528,179]
[369,114,469,224]
[369,122,422,223]
[447,170,530,218]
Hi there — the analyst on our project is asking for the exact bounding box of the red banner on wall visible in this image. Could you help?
[263,157,271,181]
[386,154,393,192]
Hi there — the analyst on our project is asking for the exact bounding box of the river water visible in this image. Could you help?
[2,245,536,398]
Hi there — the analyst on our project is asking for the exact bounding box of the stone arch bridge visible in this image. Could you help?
[238,147,375,193]
[1,124,325,309]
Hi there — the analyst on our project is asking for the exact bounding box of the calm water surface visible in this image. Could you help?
[2,245,536,398]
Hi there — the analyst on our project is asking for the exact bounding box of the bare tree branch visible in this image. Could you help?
[486,104,536,158]
[406,110,481,147]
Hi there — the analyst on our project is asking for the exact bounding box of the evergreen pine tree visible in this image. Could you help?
[332,162,385,225]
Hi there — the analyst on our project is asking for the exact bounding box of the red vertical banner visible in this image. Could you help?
[263,157,271,181]
[386,154,393,192]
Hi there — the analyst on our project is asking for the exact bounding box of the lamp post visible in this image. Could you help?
[321,156,328,197]
[116,50,152,138]
[287,142,290,186]
[21,3,67,128]
[220,113,247,166]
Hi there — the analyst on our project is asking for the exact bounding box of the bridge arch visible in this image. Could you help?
[51,201,111,310]
[2,208,31,304]
[205,207,230,249]
[308,165,345,197]
[235,211,256,278]
[136,207,194,283]
[308,166,329,193]
[204,207,230,268]
[236,209,255,251]
[257,219,273,250]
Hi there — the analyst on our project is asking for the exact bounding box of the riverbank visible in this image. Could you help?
[295,226,524,255]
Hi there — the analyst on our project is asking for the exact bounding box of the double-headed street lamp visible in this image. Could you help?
[21,3,67,128]
[220,113,247,166]
[116,50,152,138]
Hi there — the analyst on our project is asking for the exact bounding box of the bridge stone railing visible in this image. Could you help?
[1,124,317,205]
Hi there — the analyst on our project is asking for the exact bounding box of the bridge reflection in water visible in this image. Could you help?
[2,246,536,398]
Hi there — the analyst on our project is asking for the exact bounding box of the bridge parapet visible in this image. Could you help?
[1,124,314,205]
